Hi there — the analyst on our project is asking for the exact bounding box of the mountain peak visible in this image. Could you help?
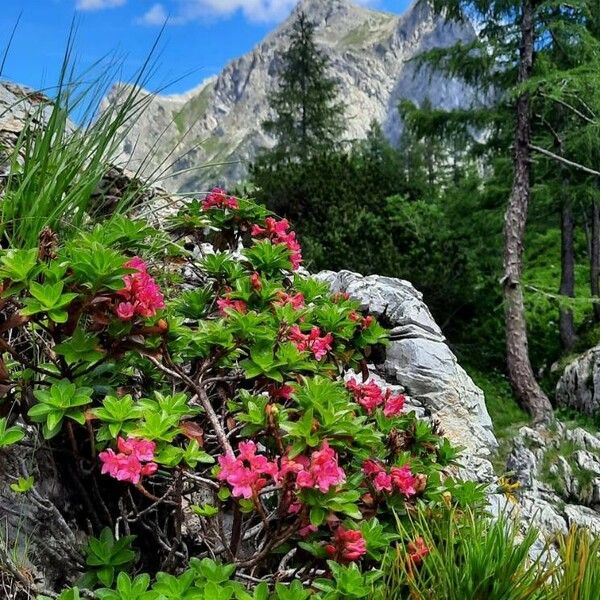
[104,0,474,192]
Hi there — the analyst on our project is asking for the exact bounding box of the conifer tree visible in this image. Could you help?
[260,10,345,164]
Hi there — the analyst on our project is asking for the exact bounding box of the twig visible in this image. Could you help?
[530,143,600,177]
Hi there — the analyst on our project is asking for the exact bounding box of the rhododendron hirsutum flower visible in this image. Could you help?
[202,187,239,210]
[390,465,418,497]
[346,378,384,414]
[349,312,374,330]
[295,440,345,493]
[99,436,157,485]
[325,526,367,562]
[363,460,419,498]
[217,441,279,499]
[275,291,305,310]
[251,217,303,270]
[217,298,247,316]
[250,272,262,291]
[407,536,430,564]
[346,378,405,417]
[362,459,393,492]
[288,325,333,361]
[267,383,294,400]
[116,257,165,320]
[383,392,405,417]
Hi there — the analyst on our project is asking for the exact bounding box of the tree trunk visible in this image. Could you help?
[503,0,554,424]
[591,199,600,321]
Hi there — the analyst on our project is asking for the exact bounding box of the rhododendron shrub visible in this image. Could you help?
[0,193,475,598]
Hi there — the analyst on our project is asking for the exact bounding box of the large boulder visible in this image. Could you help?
[556,346,600,417]
[316,270,498,482]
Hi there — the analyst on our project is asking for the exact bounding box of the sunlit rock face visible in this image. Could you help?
[102,0,476,192]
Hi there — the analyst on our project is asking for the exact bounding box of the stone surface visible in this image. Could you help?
[103,0,477,191]
[506,423,600,537]
[316,269,497,482]
[556,346,600,417]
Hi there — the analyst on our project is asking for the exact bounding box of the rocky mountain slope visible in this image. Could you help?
[102,0,475,193]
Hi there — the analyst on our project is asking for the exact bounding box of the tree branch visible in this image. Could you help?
[530,144,600,177]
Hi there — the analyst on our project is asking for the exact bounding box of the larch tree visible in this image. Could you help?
[260,10,345,165]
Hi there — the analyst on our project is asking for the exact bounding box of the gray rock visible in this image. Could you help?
[519,493,568,535]
[566,427,600,452]
[317,269,497,482]
[574,450,600,476]
[556,346,600,417]
[564,504,600,535]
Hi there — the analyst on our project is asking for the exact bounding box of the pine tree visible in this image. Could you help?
[260,11,345,164]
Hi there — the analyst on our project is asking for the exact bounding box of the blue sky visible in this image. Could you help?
[3,0,411,98]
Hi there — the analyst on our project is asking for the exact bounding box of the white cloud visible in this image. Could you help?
[176,0,298,24]
[138,0,381,26]
[138,3,169,25]
[76,0,126,10]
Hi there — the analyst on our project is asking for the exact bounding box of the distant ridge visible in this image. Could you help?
[102,0,475,192]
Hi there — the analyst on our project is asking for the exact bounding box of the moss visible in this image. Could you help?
[339,15,395,47]
[173,84,214,137]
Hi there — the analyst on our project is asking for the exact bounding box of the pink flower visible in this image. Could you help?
[99,449,121,478]
[116,257,165,320]
[383,392,405,417]
[346,378,385,414]
[116,302,135,320]
[296,441,345,493]
[251,217,303,270]
[288,325,333,361]
[99,437,157,485]
[117,437,156,462]
[217,441,279,499]
[362,459,393,493]
[202,187,239,210]
[275,291,305,310]
[325,527,367,563]
[267,384,294,400]
[390,465,417,498]
[217,298,247,316]
[250,272,262,291]
[407,537,430,564]
[299,523,318,538]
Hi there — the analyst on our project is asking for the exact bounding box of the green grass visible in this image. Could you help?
[173,84,214,137]
[465,365,530,473]
[1,31,157,249]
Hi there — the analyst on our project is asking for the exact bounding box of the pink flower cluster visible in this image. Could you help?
[281,441,346,494]
[288,325,333,361]
[217,297,247,316]
[116,257,165,320]
[251,218,303,270]
[275,291,305,310]
[202,187,239,211]
[325,526,367,563]
[362,460,417,497]
[346,378,405,417]
[99,437,157,485]
[349,311,374,330]
[217,441,278,499]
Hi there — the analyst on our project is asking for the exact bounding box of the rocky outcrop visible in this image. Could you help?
[556,346,600,417]
[505,423,600,536]
[316,270,497,482]
[103,0,476,191]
